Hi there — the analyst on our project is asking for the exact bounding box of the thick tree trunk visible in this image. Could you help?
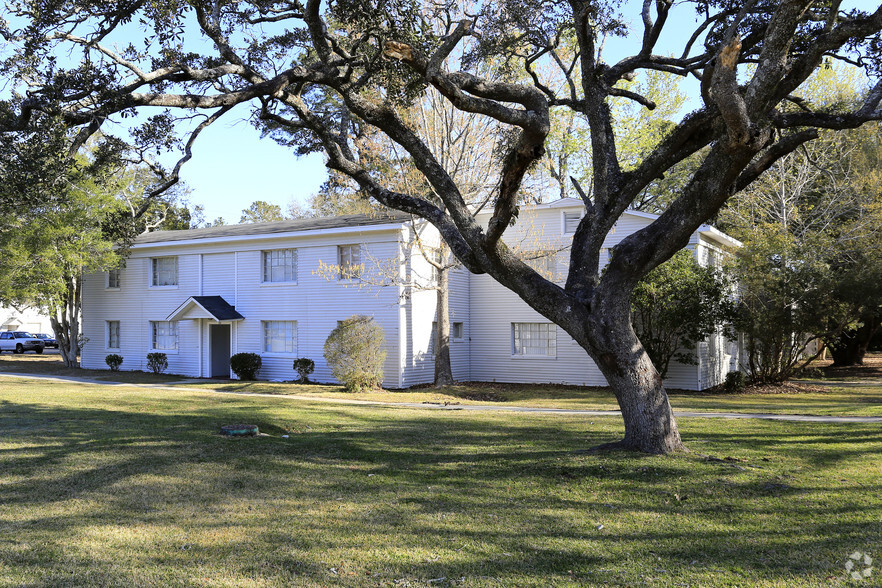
[434,265,454,386]
[582,306,684,454]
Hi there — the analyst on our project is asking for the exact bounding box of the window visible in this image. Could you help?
[151,321,178,350]
[338,245,362,279]
[263,249,297,283]
[512,323,556,357]
[107,321,120,349]
[263,321,297,354]
[107,269,120,289]
[432,321,465,343]
[151,257,178,286]
[563,211,582,234]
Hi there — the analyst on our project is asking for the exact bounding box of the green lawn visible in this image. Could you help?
[3,353,881,417]
[1,377,879,586]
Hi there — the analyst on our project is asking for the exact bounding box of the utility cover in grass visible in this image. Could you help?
[220,424,259,436]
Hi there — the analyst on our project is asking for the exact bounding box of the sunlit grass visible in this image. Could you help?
[3,353,881,417]
[0,378,879,586]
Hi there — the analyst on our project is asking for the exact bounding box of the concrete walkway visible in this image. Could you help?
[2,371,881,423]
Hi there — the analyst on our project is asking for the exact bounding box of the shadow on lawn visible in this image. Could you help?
[1,398,879,585]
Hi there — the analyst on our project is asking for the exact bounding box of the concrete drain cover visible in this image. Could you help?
[220,424,259,437]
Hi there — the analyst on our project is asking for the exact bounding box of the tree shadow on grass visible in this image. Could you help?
[0,398,879,586]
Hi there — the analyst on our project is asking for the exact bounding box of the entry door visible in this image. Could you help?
[209,324,231,378]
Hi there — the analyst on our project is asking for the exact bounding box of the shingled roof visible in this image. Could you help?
[135,212,412,245]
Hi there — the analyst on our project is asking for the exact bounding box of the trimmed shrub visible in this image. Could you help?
[292,358,315,384]
[230,352,262,381]
[146,352,168,374]
[105,354,124,372]
[323,315,386,392]
[723,371,747,394]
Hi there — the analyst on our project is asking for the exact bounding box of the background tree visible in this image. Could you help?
[0,149,129,367]
[240,200,286,223]
[631,250,733,379]
[305,87,502,386]
[2,0,881,452]
[728,231,848,383]
[719,65,882,371]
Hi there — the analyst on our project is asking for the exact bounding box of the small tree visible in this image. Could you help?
[292,358,315,384]
[631,250,734,378]
[323,316,386,392]
[230,352,262,380]
[146,352,168,375]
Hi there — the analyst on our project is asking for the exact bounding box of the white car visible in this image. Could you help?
[0,331,45,354]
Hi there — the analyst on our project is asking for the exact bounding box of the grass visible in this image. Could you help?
[189,380,882,417]
[1,377,880,587]
[3,353,881,417]
[0,353,186,384]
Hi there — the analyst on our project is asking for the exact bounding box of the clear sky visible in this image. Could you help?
[175,119,327,224]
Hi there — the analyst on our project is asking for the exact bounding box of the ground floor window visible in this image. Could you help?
[107,321,120,349]
[511,322,556,357]
[263,321,297,354]
[151,321,178,350]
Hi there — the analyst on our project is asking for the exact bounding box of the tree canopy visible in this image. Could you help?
[1,0,881,452]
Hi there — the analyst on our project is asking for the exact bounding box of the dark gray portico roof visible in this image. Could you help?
[135,212,412,245]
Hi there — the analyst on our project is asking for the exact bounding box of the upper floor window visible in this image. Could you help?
[338,244,362,279]
[512,322,556,357]
[563,211,583,234]
[151,256,178,287]
[263,249,297,283]
[151,321,178,350]
[263,320,297,354]
[107,268,121,289]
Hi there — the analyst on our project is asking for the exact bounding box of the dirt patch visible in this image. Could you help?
[740,381,831,395]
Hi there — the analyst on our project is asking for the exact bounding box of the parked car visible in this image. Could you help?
[34,333,59,349]
[0,331,45,354]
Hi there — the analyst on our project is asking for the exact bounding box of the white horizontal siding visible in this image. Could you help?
[83,228,405,386]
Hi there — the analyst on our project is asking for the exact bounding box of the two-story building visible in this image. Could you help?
[80,199,741,390]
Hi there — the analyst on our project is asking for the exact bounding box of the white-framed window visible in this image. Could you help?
[106,320,120,349]
[151,256,178,287]
[512,322,557,357]
[107,269,121,289]
[263,320,297,354]
[338,244,362,279]
[151,321,178,350]
[432,321,465,343]
[262,249,297,283]
[563,211,583,234]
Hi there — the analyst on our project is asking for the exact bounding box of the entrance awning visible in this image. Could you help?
[166,296,244,322]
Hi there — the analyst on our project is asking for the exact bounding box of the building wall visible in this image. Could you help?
[81,227,406,387]
[466,202,710,390]
[0,306,52,334]
[81,204,736,391]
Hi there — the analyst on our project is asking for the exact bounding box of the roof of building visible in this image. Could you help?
[166,296,244,322]
[135,212,412,245]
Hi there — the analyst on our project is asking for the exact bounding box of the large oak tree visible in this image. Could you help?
[2,0,881,452]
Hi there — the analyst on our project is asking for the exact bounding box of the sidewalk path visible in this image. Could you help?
[2,371,880,423]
